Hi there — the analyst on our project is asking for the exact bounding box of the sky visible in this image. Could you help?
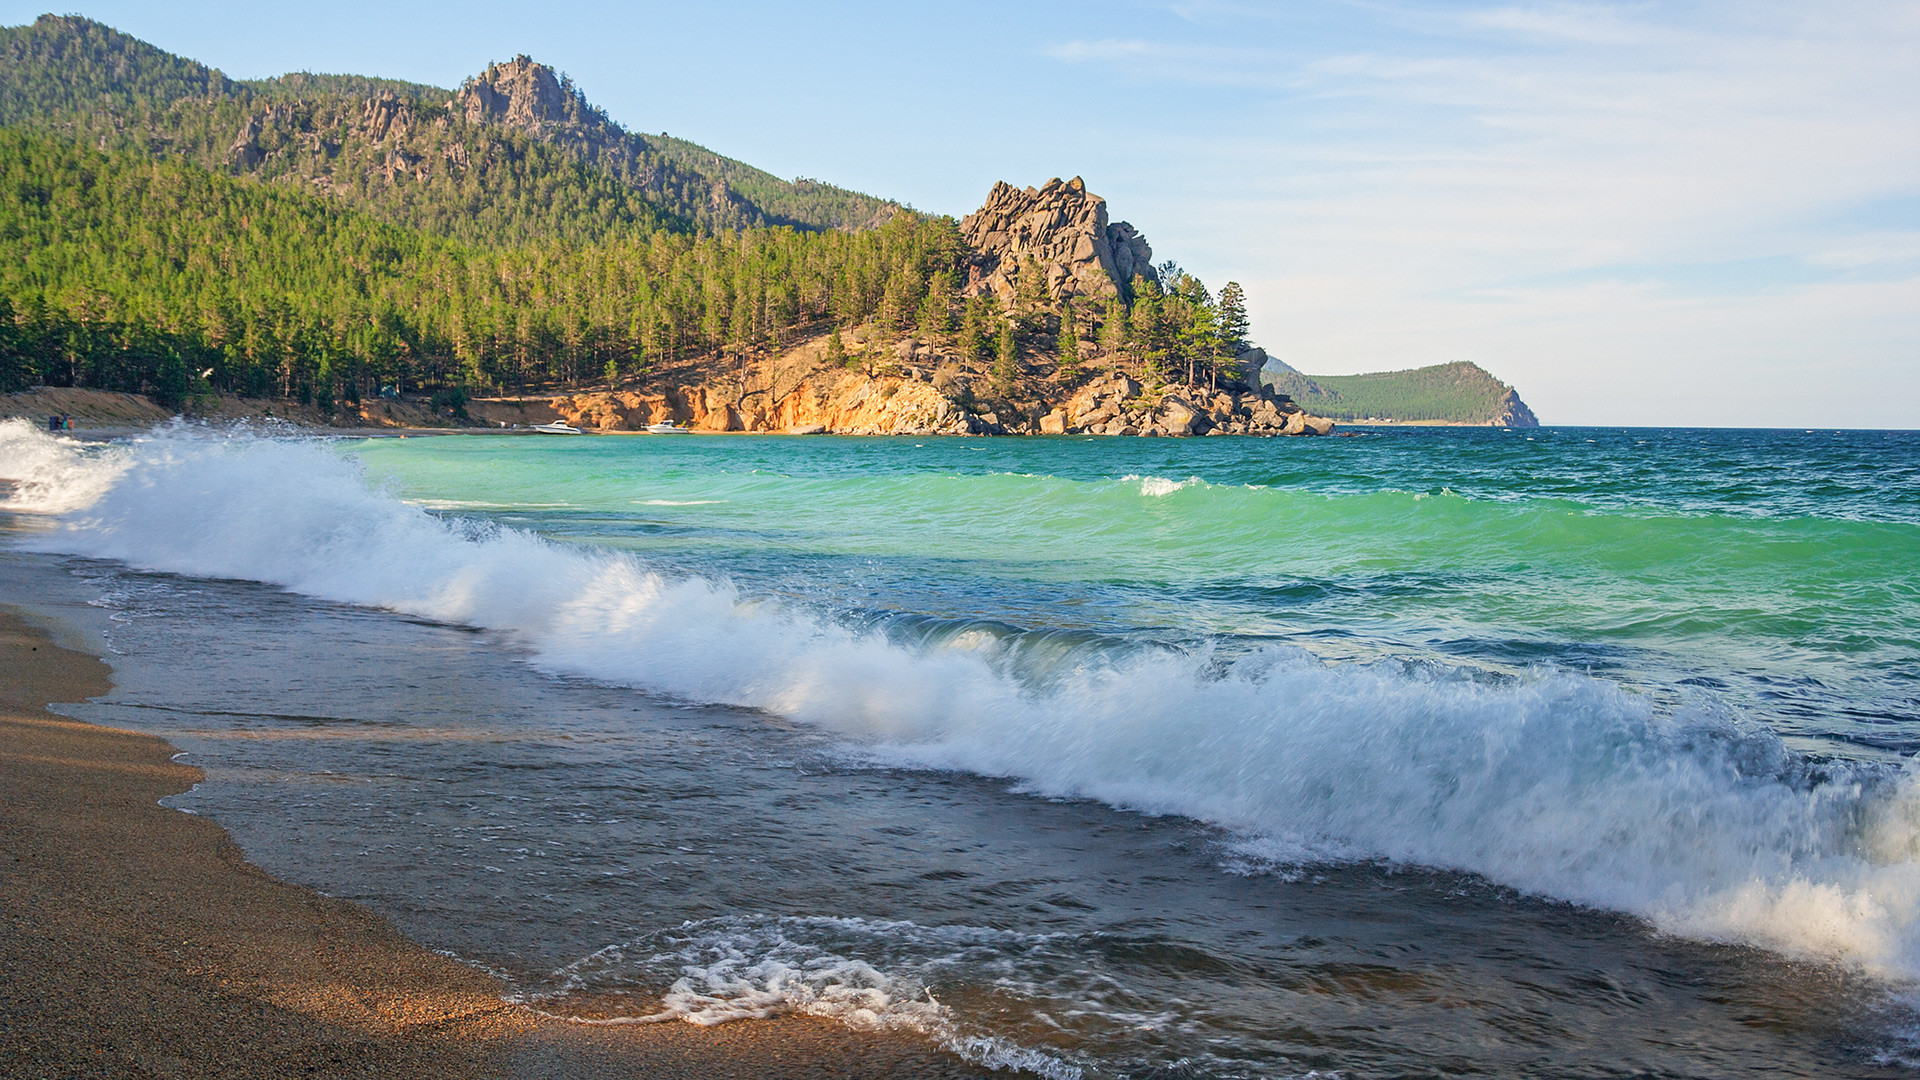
[6,1,1916,427]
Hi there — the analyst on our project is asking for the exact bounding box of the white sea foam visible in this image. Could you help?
[517,916,1083,1078]
[0,418,132,513]
[9,423,1920,984]
[1126,474,1203,498]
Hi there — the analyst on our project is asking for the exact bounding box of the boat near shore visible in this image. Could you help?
[646,422,693,434]
[529,421,584,434]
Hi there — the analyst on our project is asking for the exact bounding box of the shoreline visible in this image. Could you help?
[0,604,528,1078]
[0,592,996,1079]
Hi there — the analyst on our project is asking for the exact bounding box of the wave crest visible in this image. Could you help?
[7,424,1920,980]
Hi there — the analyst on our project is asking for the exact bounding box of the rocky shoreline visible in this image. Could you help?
[511,366,1333,438]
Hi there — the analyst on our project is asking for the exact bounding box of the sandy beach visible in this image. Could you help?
[0,604,993,1079]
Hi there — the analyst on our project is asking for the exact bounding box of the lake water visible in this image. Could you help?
[4,419,1918,1078]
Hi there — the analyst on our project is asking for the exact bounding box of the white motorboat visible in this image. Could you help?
[529,421,585,434]
[646,422,694,434]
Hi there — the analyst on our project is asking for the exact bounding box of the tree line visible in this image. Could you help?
[0,128,966,405]
[0,126,1255,409]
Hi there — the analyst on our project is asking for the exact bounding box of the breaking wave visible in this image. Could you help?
[6,419,1920,986]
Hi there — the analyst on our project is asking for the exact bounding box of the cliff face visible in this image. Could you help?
[517,375,965,436]
[483,330,1334,439]
[457,57,573,129]
[1491,389,1540,428]
[959,177,1155,303]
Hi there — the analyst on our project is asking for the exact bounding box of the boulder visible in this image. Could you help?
[1039,410,1068,435]
[788,423,827,435]
[1234,347,1269,389]
[1159,396,1203,436]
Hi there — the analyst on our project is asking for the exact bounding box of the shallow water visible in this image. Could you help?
[4,420,1918,1078]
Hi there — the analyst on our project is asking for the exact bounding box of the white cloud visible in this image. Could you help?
[1049,1,1920,426]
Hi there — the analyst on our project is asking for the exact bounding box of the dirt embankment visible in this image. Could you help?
[2,329,1336,439]
[0,385,487,434]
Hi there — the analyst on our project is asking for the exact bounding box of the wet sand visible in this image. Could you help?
[0,605,994,1079]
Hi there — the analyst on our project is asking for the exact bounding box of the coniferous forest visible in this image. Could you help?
[0,16,980,405]
[0,14,1273,416]
[0,124,962,406]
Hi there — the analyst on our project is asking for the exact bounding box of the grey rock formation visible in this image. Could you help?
[1051,372,1332,437]
[1492,388,1540,428]
[457,56,574,130]
[958,177,1156,303]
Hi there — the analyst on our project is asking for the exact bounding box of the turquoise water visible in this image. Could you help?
[7,420,1920,1078]
[356,426,1920,758]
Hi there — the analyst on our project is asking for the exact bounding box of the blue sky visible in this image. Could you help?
[6,1,1916,427]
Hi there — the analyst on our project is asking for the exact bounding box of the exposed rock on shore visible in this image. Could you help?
[513,348,1332,439]
[1038,372,1333,438]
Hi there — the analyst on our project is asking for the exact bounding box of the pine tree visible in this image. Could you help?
[1216,281,1249,351]
[1099,297,1128,357]
[1056,302,1080,376]
[1180,300,1223,388]
[993,319,1017,395]
[918,269,954,341]
[959,294,994,363]
[1017,255,1049,316]
[825,325,848,367]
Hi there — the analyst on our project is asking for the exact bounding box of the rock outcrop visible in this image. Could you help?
[510,364,1334,439]
[457,57,574,130]
[1491,388,1540,428]
[527,375,975,437]
[958,177,1155,303]
[202,51,900,237]
[1037,372,1333,438]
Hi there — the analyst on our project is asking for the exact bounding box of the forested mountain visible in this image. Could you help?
[1264,361,1538,426]
[0,14,900,245]
[0,127,960,406]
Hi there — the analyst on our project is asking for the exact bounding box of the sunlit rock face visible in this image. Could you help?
[457,56,574,129]
[959,177,1156,304]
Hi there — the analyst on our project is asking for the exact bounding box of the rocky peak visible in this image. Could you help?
[958,177,1155,304]
[360,91,414,143]
[456,56,579,131]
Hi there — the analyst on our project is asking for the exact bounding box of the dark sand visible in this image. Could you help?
[0,606,997,1079]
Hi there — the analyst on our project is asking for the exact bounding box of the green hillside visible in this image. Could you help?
[0,15,900,244]
[0,15,1296,420]
[0,127,960,405]
[1265,361,1538,426]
